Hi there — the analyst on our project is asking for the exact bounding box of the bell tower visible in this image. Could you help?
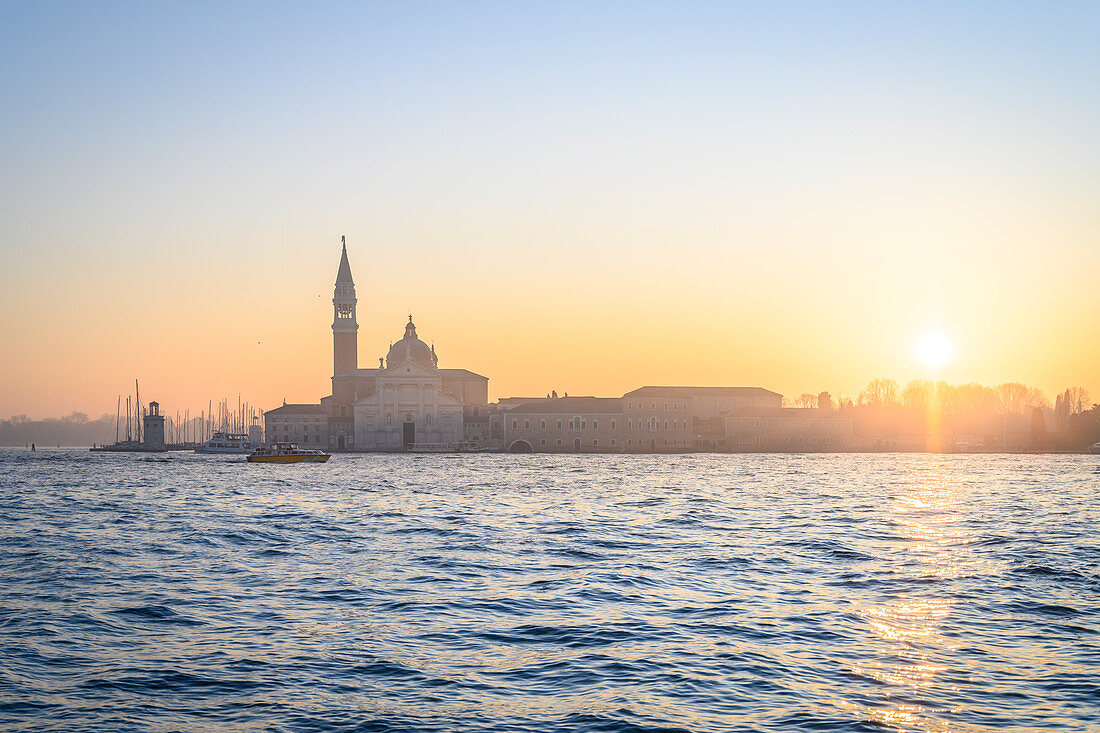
[332,235,358,376]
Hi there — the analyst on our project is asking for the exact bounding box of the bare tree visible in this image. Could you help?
[903,380,934,411]
[996,382,1030,415]
[1024,387,1051,412]
[1066,387,1090,415]
[859,379,899,408]
[795,393,817,409]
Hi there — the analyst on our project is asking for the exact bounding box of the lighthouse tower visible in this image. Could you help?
[332,235,358,377]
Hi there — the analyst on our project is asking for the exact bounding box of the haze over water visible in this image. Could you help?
[2,451,1097,731]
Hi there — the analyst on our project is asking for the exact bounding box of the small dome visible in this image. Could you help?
[385,317,438,369]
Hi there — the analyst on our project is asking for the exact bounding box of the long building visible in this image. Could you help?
[501,387,852,453]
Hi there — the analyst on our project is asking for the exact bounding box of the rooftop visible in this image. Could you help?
[625,386,782,398]
[504,396,622,414]
[266,403,325,415]
[727,406,851,419]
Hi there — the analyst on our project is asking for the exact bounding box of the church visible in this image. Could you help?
[264,239,488,451]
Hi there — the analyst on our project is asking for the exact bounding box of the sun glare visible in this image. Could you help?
[917,331,952,368]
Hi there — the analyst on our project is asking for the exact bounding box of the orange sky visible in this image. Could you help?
[3,217,1096,419]
[2,4,1098,417]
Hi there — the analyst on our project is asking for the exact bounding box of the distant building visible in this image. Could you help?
[716,407,853,451]
[502,397,626,453]
[500,388,851,453]
[265,404,327,449]
[617,392,695,452]
[264,239,487,451]
[624,386,782,417]
[142,401,166,450]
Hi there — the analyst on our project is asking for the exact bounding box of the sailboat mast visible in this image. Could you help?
[135,379,141,444]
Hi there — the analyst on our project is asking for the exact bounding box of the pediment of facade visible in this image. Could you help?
[382,362,439,379]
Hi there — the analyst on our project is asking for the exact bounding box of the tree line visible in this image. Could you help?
[0,413,117,447]
[786,381,1098,450]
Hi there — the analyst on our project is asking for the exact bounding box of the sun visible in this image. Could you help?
[917,331,952,368]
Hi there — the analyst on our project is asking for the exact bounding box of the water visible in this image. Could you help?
[1,450,1098,732]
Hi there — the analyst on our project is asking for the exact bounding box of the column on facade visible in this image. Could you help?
[418,385,424,438]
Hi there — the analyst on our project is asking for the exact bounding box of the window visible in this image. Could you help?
[664,403,668,411]
[672,403,677,411]
[628,439,632,446]
[524,420,530,429]
[627,419,632,430]
[540,439,546,446]
[610,419,616,429]
[673,420,678,430]
[610,439,616,446]
[651,402,655,410]
[627,402,631,411]
[556,439,562,446]
[593,439,598,446]
[557,420,562,429]
[512,419,517,429]
[568,419,574,430]
[540,420,546,429]
[593,420,598,430]
[664,421,668,430]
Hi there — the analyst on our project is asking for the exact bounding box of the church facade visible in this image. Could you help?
[264,239,488,451]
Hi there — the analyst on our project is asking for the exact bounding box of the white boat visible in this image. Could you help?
[196,432,253,454]
[247,443,330,463]
[1089,442,1100,455]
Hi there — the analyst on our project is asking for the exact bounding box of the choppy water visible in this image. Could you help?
[1,450,1098,732]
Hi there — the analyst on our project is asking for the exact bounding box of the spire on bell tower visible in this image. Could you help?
[332,235,358,376]
[336,234,354,284]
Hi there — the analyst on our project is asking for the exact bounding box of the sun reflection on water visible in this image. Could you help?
[850,460,971,731]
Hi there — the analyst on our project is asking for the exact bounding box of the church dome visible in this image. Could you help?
[385,317,438,369]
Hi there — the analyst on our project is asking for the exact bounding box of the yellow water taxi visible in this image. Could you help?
[247,443,331,463]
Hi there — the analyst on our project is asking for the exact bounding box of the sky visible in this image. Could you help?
[1,1,1098,417]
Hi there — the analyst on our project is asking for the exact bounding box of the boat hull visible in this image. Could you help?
[247,454,330,463]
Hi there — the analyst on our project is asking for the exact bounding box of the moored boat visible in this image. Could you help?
[196,432,253,454]
[247,442,331,463]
